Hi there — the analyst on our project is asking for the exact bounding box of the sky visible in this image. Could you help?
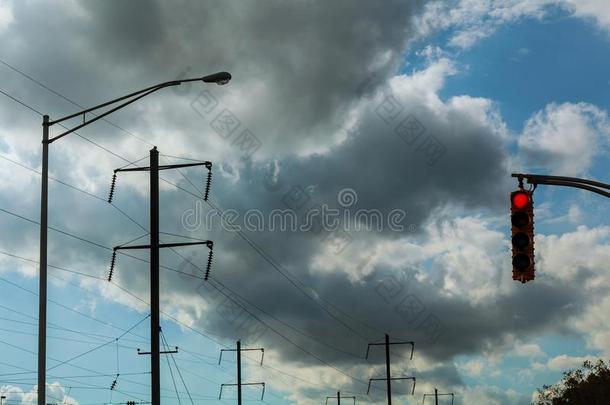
[0,0,609,404]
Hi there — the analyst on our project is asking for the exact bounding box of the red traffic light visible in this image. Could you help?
[512,191,530,209]
[510,189,535,283]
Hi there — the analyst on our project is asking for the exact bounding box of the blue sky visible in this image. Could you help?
[438,13,610,131]
[1,1,610,404]
[428,6,610,400]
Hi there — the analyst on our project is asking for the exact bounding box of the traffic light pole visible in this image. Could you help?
[512,174,610,199]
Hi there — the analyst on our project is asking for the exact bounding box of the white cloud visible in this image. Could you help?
[518,102,610,176]
[533,225,610,358]
[534,354,598,371]
[0,0,14,32]
[422,215,510,302]
[564,0,610,33]
[459,385,527,405]
[313,214,511,303]
[573,294,610,357]
[1,382,78,405]
[388,57,457,110]
[538,203,584,226]
[514,343,546,358]
[459,359,486,376]
[536,225,610,281]
[448,95,508,139]
[449,24,496,48]
[415,1,610,50]
[567,204,582,224]
[414,0,558,49]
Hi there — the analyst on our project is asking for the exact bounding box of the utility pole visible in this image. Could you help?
[108,147,215,405]
[150,147,160,405]
[421,389,454,405]
[237,340,242,405]
[325,391,355,405]
[36,71,230,405]
[366,334,416,405]
[219,340,265,404]
[38,115,48,405]
[385,334,392,403]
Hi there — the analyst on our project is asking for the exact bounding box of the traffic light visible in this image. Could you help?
[511,189,535,283]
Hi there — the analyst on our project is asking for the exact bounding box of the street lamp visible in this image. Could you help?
[1,395,6,405]
[37,71,231,405]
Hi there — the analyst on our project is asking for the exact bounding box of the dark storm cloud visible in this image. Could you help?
[189,245,591,365]
[0,1,597,403]
[82,0,166,61]
[2,0,427,154]
[141,80,597,384]
[152,90,586,376]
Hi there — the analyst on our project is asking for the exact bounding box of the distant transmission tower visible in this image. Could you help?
[366,334,416,405]
[325,391,356,405]
[219,340,266,404]
[422,388,454,405]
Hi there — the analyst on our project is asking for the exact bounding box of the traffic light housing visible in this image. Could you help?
[511,189,535,283]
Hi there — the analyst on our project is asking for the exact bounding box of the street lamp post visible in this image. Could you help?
[1,395,6,405]
[37,71,231,405]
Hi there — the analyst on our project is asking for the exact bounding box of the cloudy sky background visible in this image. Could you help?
[1,0,610,404]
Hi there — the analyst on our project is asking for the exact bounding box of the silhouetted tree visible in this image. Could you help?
[535,359,610,404]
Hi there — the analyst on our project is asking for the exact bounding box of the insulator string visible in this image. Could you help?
[107,172,117,203]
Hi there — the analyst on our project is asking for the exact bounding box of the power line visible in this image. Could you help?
[0,85,380,343]
[0,302,146,345]
[0,275,148,342]
[2,146,387,377]
[0,338,148,403]
[0,56,154,147]
[161,330,182,405]
[0,220,363,395]
[1,84,379,341]
[46,314,150,373]
[160,176,378,341]
[0,204,368,392]
[0,175,362,366]
[161,330,194,405]
[0,87,148,168]
[0,72,398,398]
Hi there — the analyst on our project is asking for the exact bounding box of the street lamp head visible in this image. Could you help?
[201,71,232,85]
